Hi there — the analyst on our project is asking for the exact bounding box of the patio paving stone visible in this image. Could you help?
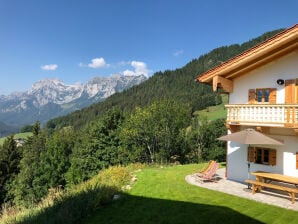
[185,168,298,211]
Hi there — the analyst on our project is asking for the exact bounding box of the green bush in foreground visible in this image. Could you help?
[0,165,133,224]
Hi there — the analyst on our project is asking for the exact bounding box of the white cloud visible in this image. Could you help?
[122,61,149,77]
[123,69,136,76]
[88,57,107,68]
[79,57,109,68]
[41,64,58,71]
[173,50,184,57]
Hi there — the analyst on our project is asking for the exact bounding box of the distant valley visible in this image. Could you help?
[0,74,146,135]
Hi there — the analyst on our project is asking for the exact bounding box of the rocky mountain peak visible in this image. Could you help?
[27,78,83,106]
[0,74,147,127]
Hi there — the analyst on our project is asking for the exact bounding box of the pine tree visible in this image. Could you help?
[0,135,20,203]
[11,128,47,208]
[41,126,75,188]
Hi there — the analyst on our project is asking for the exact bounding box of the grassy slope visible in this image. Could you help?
[195,94,228,120]
[0,132,32,145]
[0,166,132,224]
[86,164,298,224]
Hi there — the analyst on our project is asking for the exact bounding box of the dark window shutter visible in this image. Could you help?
[248,147,256,162]
[285,79,295,104]
[269,149,276,166]
[248,89,255,104]
[296,152,298,169]
[269,88,277,103]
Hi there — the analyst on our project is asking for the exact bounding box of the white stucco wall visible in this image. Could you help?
[226,51,298,182]
[229,51,298,104]
[227,134,298,183]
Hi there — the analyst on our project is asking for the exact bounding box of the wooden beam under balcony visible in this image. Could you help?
[256,126,270,134]
[226,124,240,133]
[213,76,233,93]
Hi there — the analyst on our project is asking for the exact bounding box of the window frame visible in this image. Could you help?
[248,88,276,104]
[248,147,276,166]
[255,148,270,165]
[256,88,271,103]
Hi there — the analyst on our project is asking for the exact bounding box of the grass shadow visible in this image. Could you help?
[10,185,118,224]
[86,193,265,224]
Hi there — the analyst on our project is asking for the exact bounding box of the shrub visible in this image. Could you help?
[89,165,131,189]
[0,165,133,224]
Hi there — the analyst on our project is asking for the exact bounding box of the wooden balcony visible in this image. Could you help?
[226,104,298,128]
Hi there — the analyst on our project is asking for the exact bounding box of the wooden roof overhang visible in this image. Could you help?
[196,24,298,93]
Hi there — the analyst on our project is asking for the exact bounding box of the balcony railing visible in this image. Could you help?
[226,104,298,128]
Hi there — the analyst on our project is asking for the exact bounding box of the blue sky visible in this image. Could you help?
[1,0,297,95]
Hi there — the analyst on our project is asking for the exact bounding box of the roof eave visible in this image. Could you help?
[196,24,298,85]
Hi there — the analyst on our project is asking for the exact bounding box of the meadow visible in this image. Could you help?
[0,132,32,145]
[194,94,228,120]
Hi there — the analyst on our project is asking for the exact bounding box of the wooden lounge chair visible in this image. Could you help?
[196,162,219,182]
[197,160,216,177]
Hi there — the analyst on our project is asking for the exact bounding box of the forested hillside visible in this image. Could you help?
[0,122,19,137]
[46,29,282,131]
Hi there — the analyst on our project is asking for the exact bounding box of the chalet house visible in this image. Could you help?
[197,24,298,183]
[14,138,25,147]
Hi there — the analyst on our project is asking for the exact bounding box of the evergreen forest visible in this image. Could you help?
[0,29,282,210]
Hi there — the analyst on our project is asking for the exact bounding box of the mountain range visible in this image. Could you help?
[0,74,146,134]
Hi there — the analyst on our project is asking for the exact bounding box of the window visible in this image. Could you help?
[256,88,270,103]
[256,148,269,164]
[256,148,262,163]
[263,149,269,163]
[248,147,276,165]
[248,88,276,104]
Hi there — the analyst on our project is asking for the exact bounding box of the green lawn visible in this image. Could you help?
[85,164,298,224]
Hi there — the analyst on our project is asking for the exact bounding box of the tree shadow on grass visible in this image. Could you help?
[14,185,118,224]
[86,193,265,224]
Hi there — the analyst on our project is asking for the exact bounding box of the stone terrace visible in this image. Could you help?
[185,168,298,211]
